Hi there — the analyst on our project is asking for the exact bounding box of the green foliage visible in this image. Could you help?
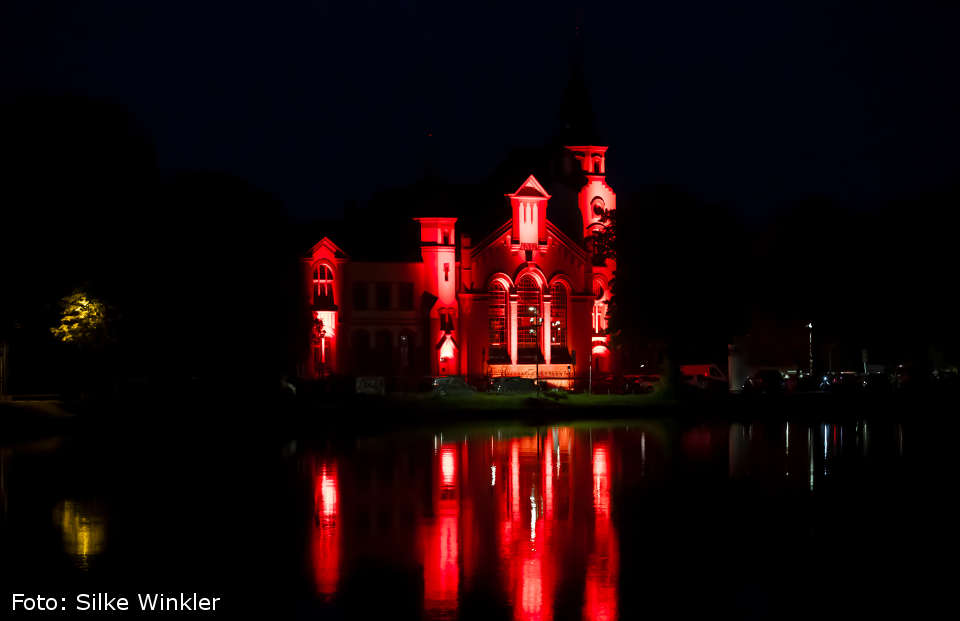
[590,205,616,265]
[50,291,111,347]
[589,205,622,348]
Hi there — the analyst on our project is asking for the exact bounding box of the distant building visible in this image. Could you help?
[302,145,617,387]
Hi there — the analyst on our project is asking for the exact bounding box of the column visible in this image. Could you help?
[542,296,552,365]
[509,293,518,366]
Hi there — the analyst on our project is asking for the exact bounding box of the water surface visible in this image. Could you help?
[0,412,930,619]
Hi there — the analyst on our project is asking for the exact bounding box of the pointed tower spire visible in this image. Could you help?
[556,15,602,146]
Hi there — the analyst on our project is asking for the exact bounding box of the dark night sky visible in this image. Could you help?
[2,0,958,220]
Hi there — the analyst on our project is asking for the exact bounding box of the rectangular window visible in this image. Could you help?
[375,283,391,310]
[353,282,369,310]
[398,282,414,310]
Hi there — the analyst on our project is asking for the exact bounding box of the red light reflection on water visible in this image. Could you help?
[584,442,618,621]
[421,443,460,617]
[309,429,625,620]
[498,435,559,621]
[311,461,339,599]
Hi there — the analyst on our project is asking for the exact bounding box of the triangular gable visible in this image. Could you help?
[506,174,551,199]
[469,218,587,263]
[307,236,349,260]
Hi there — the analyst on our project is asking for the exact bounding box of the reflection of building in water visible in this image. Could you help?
[420,443,460,617]
[311,460,340,600]
[499,435,558,621]
[306,427,627,620]
[53,500,106,570]
[728,423,751,479]
[584,440,618,621]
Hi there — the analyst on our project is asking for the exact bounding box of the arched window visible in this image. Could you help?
[313,264,334,306]
[488,282,508,362]
[592,279,607,335]
[591,197,606,217]
[593,278,605,300]
[517,275,542,363]
[550,283,568,354]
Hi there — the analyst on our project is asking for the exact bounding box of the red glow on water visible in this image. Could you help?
[424,515,459,614]
[496,434,560,621]
[585,441,618,621]
[682,427,714,460]
[511,439,521,520]
[441,445,456,487]
[592,443,610,516]
[304,428,626,620]
[543,435,553,520]
[520,556,548,621]
[422,443,460,616]
[311,461,340,599]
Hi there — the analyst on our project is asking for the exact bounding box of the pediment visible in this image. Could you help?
[307,236,349,260]
[506,174,551,199]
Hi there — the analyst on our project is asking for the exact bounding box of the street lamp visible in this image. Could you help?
[807,322,813,376]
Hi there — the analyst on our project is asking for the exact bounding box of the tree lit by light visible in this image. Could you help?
[50,291,108,345]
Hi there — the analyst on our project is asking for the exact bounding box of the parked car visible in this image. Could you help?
[742,369,787,395]
[431,376,475,396]
[589,374,626,395]
[624,373,662,394]
[680,364,729,393]
[819,371,861,393]
[489,377,537,394]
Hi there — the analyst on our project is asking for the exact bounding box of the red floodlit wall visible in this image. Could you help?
[416,217,459,375]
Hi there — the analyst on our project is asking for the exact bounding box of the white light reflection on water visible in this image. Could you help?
[785,421,790,478]
[529,491,537,542]
[641,432,646,478]
[824,424,829,477]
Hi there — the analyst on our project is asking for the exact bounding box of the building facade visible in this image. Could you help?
[303,145,616,387]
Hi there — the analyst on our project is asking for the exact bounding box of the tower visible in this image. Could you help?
[566,145,616,373]
[416,217,459,376]
[565,146,616,239]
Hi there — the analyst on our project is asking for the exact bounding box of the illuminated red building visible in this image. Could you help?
[303,145,616,386]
